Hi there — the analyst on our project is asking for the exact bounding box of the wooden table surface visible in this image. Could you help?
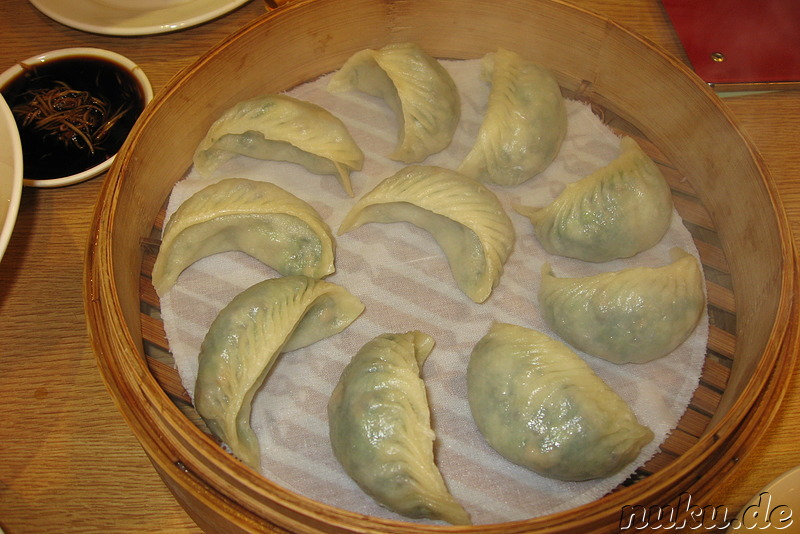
[1,0,798,532]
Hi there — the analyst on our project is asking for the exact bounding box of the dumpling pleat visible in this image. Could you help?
[328,331,471,525]
[192,94,363,196]
[152,178,336,295]
[338,165,514,303]
[459,48,567,186]
[467,322,654,481]
[328,43,460,163]
[515,136,674,262]
[538,248,706,364]
[194,275,364,470]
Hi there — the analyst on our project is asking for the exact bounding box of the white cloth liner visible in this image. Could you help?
[159,58,708,525]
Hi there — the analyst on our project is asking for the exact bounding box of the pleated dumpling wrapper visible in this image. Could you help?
[514,136,673,262]
[338,165,515,303]
[195,275,365,470]
[192,94,364,196]
[467,322,654,481]
[458,48,567,186]
[152,178,336,295]
[327,42,460,163]
[328,331,471,525]
[539,248,706,364]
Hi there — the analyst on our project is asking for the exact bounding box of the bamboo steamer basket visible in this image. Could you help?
[84,0,799,531]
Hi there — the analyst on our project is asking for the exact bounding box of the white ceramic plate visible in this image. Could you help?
[0,95,23,263]
[28,0,252,36]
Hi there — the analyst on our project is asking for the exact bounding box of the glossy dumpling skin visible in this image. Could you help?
[338,165,515,303]
[467,322,654,481]
[458,48,567,186]
[195,275,364,470]
[193,94,364,196]
[514,136,673,262]
[328,331,471,525]
[327,42,460,163]
[539,248,706,364]
[151,178,336,295]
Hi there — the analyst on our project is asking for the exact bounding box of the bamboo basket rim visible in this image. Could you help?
[84,0,800,531]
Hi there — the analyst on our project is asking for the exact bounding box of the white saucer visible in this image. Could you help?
[28,0,252,36]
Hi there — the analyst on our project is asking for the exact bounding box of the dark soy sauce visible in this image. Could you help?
[1,55,146,180]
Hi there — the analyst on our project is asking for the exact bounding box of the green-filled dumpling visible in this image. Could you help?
[514,136,673,262]
[195,276,364,470]
[467,322,653,481]
[459,48,567,186]
[328,331,471,525]
[193,94,364,196]
[539,248,706,364]
[327,43,460,163]
[338,165,514,303]
[152,178,336,295]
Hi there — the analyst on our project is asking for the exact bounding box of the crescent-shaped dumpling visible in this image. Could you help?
[327,42,460,163]
[193,94,364,196]
[514,136,673,262]
[328,331,471,525]
[338,165,515,303]
[195,275,365,470]
[152,178,335,295]
[467,322,654,481]
[539,248,706,364]
[458,48,567,186]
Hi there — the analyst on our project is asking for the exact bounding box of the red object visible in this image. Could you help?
[661,0,800,86]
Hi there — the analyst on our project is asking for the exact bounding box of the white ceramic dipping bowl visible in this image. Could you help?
[0,47,153,188]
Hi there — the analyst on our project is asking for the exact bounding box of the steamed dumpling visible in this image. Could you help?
[328,331,471,525]
[514,136,673,262]
[193,94,364,196]
[467,322,654,481]
[539,248,706,364]
[327,42,460,163]
[338,165,515,303]
[152,178,336,295]
[195,275,364,470]
[459,48,567,186]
